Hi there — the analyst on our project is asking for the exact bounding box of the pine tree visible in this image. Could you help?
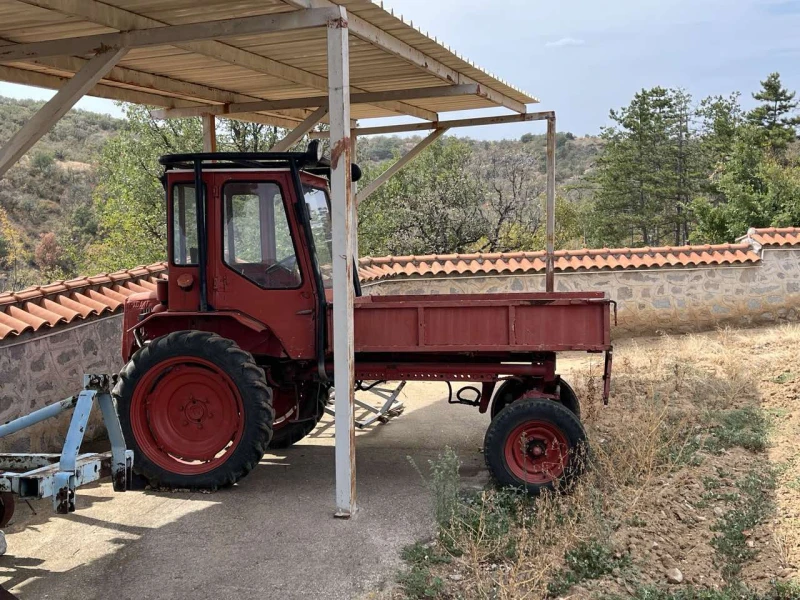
[747,72,800,155]
[589,88,701,247]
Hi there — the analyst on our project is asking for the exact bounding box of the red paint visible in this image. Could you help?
[123,164,613,409]
[130,356,244,475]
[503,420,569,484]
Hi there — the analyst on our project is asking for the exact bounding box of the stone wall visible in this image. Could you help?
[363,248,800,337]
[0,315,123,452]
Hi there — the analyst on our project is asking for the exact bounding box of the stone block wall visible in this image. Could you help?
[362,248,800,337]
[0,315,123,452]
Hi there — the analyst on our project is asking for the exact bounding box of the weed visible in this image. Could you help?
[547,540,630,597]
[707,408,768,453]
[711,466,776,581]
[398,542,450,599]
[772,372,796,385]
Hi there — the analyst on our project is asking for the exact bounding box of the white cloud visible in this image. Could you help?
[545,37,586,47]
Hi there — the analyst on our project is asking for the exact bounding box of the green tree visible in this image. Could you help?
[589,87,700,248]
[86,105,293,273]
[86,104,204,272]
[691,124,800,242]
[747,72,800,155]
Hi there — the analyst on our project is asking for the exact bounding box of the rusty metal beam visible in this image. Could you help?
[545,114,556,292]
[150,84,484,120]
[270,106,328,152]
[0,47,127,179]
[311,110,555,137]
[202,114,217,153]
[356,128,448,204]
[327,6,356,519]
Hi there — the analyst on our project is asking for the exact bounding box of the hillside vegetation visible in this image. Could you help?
[0,97,121,291]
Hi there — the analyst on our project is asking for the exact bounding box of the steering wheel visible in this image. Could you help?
[264,255,298,277]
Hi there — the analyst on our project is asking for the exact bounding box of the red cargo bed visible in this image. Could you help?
[330,292,612,354]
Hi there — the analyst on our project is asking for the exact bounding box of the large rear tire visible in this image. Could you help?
[484,399,587,495]
[116,331,273,490]
[269,384,328,449]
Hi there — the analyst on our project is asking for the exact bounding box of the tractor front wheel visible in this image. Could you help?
[484,399,587,495]
[116,331,273,490]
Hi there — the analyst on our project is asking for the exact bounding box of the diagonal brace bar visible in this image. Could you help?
[0,47,127,179]
[271,106,329,152]
[357,128,448,204]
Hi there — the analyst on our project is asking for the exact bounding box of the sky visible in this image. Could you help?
[1,0,799,141]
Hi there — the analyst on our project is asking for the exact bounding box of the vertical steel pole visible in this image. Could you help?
[351,127,359,261]
[545,114,556,293]
[327,7,356,518]
[202,113,217,152]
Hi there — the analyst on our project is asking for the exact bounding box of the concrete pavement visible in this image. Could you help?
[0,381,490,600]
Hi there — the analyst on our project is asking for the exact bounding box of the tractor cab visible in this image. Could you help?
[121,143,358,365]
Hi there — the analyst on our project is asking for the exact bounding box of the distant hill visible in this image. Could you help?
[0,97,123,291]
[357,131,604,187]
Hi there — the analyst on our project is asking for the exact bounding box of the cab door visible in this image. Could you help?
[207,171,318,359]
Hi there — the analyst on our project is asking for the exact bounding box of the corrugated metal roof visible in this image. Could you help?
[358,243,761,283]
[0,0,536,125]
[0,263,167,340]
[743,227,800,247]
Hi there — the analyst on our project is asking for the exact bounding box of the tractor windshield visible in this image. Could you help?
[302,183,333,288]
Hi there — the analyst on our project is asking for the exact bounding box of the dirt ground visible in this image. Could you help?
[1,325,799,599]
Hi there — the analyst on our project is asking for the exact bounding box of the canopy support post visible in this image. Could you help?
[0,46,127,179]
[328,7,356,519]
[545,114,556,292]
[202,113,217,152]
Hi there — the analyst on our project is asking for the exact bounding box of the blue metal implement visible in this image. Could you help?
[0,374,133,514]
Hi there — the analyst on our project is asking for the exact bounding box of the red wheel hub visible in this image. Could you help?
[503,420,570,484]
[131,357,244,475]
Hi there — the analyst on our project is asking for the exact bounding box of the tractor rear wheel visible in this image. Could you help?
[269,384,329,449]
[116,331,273,490]
[484,398,587,495]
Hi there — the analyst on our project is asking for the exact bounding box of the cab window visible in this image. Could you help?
[222,181,301,289]
[171,183,202,266]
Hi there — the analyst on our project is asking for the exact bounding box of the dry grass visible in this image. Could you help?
[398,325,800,600]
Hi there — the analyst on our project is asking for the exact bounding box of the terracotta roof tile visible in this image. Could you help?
[0,262,167,341]
[741,226,800,247]
[358,242,763,283]
[3,226,797,341]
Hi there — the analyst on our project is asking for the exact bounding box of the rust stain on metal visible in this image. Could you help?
[330,136,351,170]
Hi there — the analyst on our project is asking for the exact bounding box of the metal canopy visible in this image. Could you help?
[0,0,537,127]
[0,0,552,519]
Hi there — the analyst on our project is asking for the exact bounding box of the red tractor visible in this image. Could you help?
[116,144,613,494]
